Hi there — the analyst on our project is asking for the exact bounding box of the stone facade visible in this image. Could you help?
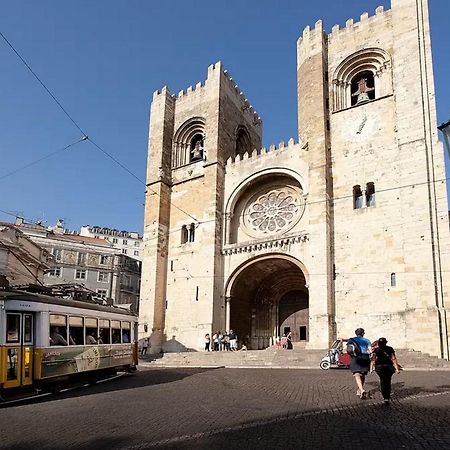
[141,0,450,358]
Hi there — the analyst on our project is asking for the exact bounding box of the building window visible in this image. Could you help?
[123,239,128,245]
[75,269,87,280]
[181,225,188,244]
[112,238,118,244]
[190,134,204,163]
[353,185,363,209]
[122,274,131,288]
[77,252,86,265]
[99,255,109,265]
[188,223,195,242]
[122,249,127,255]
[98,271,109,283]
[351,71,375,106]
[134,241,140,247]
[48,267,61,277]
[52,248,62,262]
[331,48,392,112]
[390,273,396,287]
[96,289,108,299]
[172,117,206,168]
[366,182,376,207]
[235,126,251,158]
[134,250,139,256]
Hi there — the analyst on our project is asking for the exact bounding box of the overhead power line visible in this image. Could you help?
[0,31,87,137]
[0,136,88,183]
[0,30,201,224]
[0,239,45,286]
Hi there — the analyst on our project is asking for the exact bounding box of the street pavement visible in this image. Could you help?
[0,367,449,449]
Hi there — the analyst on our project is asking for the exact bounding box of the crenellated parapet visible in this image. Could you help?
[151,62,261,127]
[225,137,302,166]
[221,66,262,125]
[328,5,390,41]
[297,5,390,50]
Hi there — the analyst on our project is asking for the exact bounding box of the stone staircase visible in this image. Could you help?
[141,347,450,370]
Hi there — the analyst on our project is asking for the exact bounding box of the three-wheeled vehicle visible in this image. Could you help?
[319,338,351,370]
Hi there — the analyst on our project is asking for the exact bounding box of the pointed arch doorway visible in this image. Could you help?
[225,254,309,349]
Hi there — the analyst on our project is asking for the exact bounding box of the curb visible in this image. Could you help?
[138,363,450,371]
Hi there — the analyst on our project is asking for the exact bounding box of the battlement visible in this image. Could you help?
[221,66,261,124]
[152,85,172,101]
[328,5,390,40]
[298,5,390,45]
[152,62,261,123]
[225,138,301,166]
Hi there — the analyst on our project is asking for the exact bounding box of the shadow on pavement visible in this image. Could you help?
[4,367,217,408]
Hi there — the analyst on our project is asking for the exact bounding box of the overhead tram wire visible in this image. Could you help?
[0,30,201,225]
[1,32,447,228]
[0,31,87,137]
[0,137,88,183]
[87,138,200,224]
[0,240,45,286]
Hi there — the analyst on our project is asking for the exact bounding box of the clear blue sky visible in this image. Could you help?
[1,0,449,233]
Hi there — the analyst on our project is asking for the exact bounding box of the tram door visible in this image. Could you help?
[3,313,34,388]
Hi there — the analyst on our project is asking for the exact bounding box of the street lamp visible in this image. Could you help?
[438,119,450,159]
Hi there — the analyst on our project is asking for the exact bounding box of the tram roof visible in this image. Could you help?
[0,290,137,318]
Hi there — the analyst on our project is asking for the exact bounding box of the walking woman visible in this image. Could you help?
[371,337,401,404]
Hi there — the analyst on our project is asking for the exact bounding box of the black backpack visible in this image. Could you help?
[346,338,361,357]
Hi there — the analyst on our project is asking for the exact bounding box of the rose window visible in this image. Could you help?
[243,186,304,237]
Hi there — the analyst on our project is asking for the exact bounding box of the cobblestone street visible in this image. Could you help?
[1,368,449,449]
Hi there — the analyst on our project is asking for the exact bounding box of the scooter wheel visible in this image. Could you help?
[320,360,331,370]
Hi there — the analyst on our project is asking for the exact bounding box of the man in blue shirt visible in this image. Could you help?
[349,327,372,399]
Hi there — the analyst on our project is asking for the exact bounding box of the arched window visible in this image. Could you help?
[332,48,392,111]
[235,126,252,158]
[172,117,206,168]
[353,185,363,209]
[366,182,375,207]
[181,225,188,244]
[390,273,396,287]
[188,223,195,242]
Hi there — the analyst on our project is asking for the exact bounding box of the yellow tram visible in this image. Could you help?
[0,290,138,395]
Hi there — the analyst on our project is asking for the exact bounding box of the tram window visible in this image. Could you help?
[111,320,121,344]
[121,321,131,343]
[99,319,110,344]
[6,314,20,343]
[85,318,98,345]
[24,315,33,343]
[7,348,18,380]
[49,314,68,346]
[69,316,84,345]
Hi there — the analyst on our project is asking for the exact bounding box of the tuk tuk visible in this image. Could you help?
[319,338,351,370]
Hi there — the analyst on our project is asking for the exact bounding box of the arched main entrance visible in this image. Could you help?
[226,255,309,349]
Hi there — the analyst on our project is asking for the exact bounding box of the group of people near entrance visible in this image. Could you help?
[348,327,401,404]
[275,332,293,350]
[204,330,241,351]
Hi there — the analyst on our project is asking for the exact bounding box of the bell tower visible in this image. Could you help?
[297,0,450,357]
[140,62,262,352]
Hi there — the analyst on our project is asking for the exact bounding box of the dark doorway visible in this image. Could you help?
[283,327,291,336]
[299,326,307,341]
[278,290,309,342]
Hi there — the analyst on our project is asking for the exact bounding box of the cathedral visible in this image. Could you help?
[140,0,450,358]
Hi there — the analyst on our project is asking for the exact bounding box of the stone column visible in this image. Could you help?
[225,297,231,331]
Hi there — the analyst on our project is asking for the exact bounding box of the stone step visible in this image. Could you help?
[142,348,450,369]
